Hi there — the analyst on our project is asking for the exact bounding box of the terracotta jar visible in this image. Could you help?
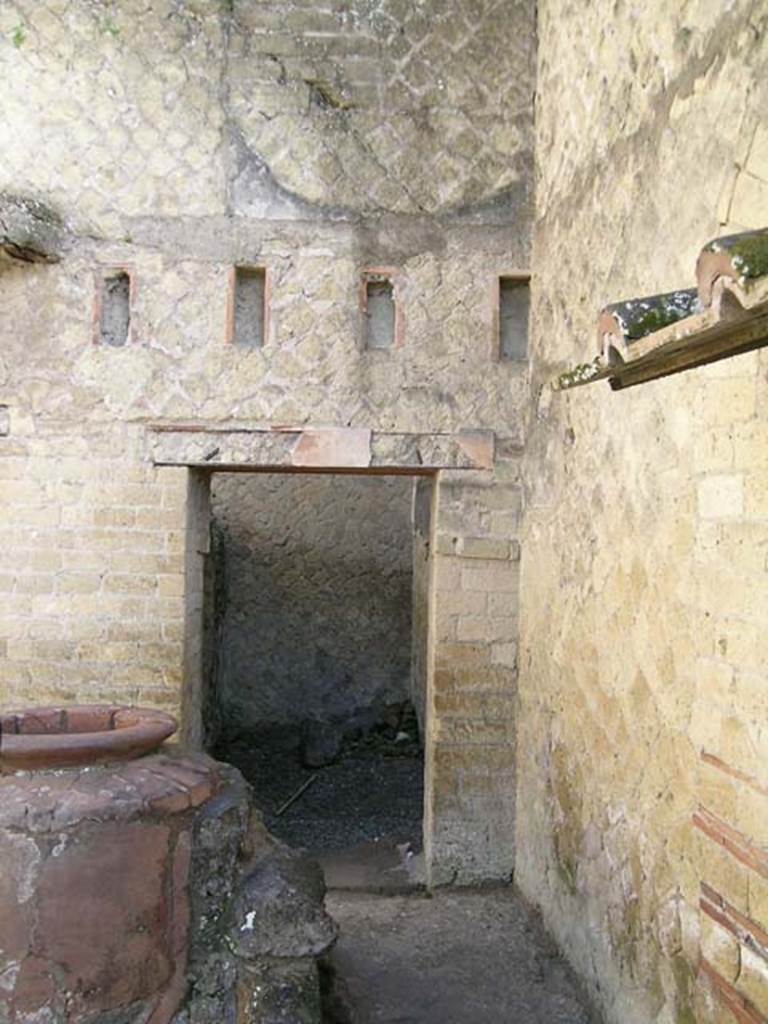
[0,704,220,1024]
[0,704,177,772]
[0,705,336,1024]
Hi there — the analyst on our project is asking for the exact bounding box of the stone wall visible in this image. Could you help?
[209,472,414,742]
[0,0,534,883]
[1,0,534,231]
[518,3,768,1021]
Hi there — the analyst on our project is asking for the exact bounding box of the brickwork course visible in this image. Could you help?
[0,1,767,1022]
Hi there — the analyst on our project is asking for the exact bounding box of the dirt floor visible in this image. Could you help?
[223,731,424,854]
[224,730,598,1023]
[322,888,599,1024]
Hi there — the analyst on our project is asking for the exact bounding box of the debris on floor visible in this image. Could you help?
[220,712,424,855]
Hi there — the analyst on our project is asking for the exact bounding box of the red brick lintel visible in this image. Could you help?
[693,805,768,881]
[700,959,767,1024]
[700,882,768,964]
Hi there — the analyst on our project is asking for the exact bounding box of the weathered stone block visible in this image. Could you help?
[0,193,64,264]
[237,958,322,1024]
[456,536,511,559]
[227,847,338,960]
[697,475,744,519]
[729,171,768,229]
[491,641,519,669]
[699,915,739,984]
[461,562,520,593]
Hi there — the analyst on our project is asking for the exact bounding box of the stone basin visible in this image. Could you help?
[0,703,177,771]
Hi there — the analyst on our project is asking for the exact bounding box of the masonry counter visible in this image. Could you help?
[0,704,337,1023]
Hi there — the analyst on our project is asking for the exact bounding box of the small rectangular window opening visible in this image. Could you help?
[233,266,266,348]
[100,271,131,348]
[364,277,396,350]
[499,276,530,361]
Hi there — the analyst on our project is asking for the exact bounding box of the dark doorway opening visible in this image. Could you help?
[202,471,432,887]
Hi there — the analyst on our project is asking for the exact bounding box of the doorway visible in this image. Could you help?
[199,469,435,886]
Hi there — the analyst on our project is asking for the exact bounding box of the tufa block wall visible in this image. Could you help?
[0,0,534,884]
[518,2,768,1022]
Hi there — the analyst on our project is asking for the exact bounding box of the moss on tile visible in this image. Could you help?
[704,228,768,281]
[605,289,700,342]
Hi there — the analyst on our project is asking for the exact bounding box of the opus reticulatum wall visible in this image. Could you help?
[518,2,768,1021]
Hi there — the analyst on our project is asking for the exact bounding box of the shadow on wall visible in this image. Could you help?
[204,473,416,763]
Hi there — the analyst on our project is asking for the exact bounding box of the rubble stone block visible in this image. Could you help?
[227,847,338,960]
[237,958,322,1024]
[0,193,64,264]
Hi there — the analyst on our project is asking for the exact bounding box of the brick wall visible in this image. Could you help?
[427,457,522,884]
[0,422,186,715]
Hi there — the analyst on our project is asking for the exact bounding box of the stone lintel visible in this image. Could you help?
[148,426,495,473]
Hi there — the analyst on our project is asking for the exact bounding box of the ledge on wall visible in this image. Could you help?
[0,194,64,266]
[553,227,768,391]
